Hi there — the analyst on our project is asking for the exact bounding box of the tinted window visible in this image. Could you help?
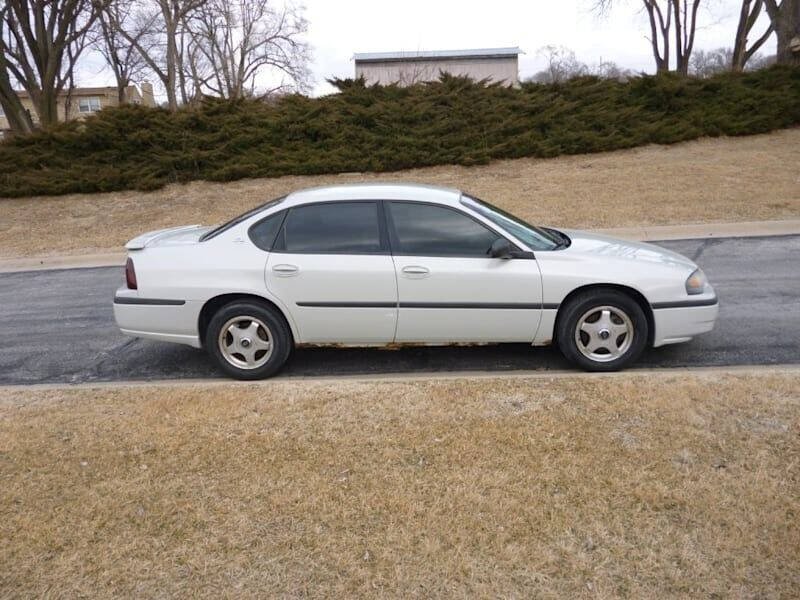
[389,202,501,256]
[277,202,382,253]
[461,195,560,251]
[201,195,286,242]
[248,210,285,251]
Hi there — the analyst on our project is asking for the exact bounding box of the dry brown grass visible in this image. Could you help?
[1,371,799,598]
[1,129,799,259]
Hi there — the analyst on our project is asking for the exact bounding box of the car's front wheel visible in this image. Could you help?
[206,301,292,380]
[556,289,648,372]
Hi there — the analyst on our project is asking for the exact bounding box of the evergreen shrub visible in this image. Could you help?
[0,66,798,197]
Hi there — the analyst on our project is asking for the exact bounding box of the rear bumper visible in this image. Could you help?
[652,300,719,347]
[113,288,202,348]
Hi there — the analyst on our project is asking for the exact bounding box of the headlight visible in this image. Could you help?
[685,268,707,295]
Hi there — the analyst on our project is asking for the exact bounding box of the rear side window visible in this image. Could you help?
[248,210,285,251]
[201,195,285,242]
[275,201,383,254]
[388,202,501,257]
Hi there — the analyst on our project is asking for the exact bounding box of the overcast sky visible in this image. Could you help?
[307,0,776,94]
[79,0,773,98]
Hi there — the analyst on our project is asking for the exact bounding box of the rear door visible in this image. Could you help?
[265,201,397,343]
[387,201,542,343]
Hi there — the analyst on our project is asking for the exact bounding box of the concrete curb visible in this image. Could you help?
[593,219,800,242]
[2,218,800,274]
[1,364,799,392]
[0,251,125,274]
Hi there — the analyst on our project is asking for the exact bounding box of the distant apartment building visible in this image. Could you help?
[353,47,522,87]
[0,83,156,133]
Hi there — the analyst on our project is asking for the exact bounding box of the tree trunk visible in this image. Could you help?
[766,0,800,65]
[165,31,179,110]
[0,52,34,134]
[0,101,34,133]
[733,0,756,71]
[0,87,34,134]
[673,0,687,74]
[673,0,701,75]
[643,0,671,73]
[37,88,61,126]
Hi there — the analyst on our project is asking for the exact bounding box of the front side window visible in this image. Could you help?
[78,97,102,113]
[388,201,502,257]
[275,201,382,254]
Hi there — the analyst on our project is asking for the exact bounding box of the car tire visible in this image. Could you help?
[206,301,293,380]
[556,289,648,372]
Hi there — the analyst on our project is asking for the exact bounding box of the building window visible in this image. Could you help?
[78,97,101,113]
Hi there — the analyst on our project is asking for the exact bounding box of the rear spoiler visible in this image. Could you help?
[125,225,202,250]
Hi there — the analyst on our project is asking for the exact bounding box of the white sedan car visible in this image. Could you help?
[113,184,718,379]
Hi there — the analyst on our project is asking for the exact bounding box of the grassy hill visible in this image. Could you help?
[1,66,799,198]
[1,128,798,259]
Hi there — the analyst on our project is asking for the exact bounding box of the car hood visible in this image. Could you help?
[125,225,213,250]
[559,229,697,270]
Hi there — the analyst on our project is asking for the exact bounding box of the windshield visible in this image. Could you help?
[460,195,563,251]
[200,195,286,242]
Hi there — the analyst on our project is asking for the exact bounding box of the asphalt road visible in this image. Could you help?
[1,235,798,385]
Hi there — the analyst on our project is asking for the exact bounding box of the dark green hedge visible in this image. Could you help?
[1,67,799,197]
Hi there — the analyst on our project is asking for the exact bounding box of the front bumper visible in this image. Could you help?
[652,299,719,347]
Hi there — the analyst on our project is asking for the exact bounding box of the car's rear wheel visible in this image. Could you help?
[207,301,292,380]
[556,289,648,372]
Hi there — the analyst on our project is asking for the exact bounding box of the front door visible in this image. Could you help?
[265,201,397,343]
[387,201,542,343]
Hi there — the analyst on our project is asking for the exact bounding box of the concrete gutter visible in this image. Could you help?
[2,218,800,274]
[1,364,799,392]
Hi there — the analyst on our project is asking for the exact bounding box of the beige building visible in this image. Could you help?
[353,47,522,86]
[0,83,156,132]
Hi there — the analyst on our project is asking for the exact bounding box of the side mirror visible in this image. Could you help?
[489,238,514,259]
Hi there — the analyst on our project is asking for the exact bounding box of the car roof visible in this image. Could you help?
[284,183,463,206]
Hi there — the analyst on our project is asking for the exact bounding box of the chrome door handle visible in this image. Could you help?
[272,264,299,276]
[401,265,430,276]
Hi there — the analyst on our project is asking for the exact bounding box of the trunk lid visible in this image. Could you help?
[125,225,212,250]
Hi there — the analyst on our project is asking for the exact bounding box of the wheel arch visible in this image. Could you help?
[553,284,655,347]
[198,293,296,348]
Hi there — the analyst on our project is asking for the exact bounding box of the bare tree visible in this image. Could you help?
[0,9,34,133]
[762,0,800,65]
[591,59,637,79]
[732,0,775,70]
[642,0,672,72]
[673,0,702,74]
[94,0,150,103]
[593,0,705,73]
[0,0,104,131]
[184,0,310,99]
[395,60,436,86]
[108,0,207,110]
[690,47,733,76]
[530,45,589,83]
[746,51,777,67]
[595,0,671,72]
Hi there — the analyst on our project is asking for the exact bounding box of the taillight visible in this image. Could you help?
[125,257,138,289]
